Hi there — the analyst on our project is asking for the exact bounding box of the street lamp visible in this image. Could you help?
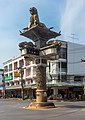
[18,67,24,100]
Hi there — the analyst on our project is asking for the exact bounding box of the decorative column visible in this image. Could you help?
[28,58,55,109]
[36,63,47,103]
[19,6,61,109]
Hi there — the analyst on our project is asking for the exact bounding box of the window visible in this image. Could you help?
[61,62,67,68]
[59,48,67,59]
[5,74,8,77]
[4,66,8,72]
[41,59,47,64]
[16,81,19,85]
[9,64,12,71]
[26,68,31,76]
[25,60,31,66]
[14,62,18,70]
[74,76,83,82]
[35,59,40,64]
[6,82,9,86]
[10,82,14,86]
[33,67,36,76]
[61,75,67,82]
[9,73,13,76]
[19,59,24,67]
[59,62,67,72]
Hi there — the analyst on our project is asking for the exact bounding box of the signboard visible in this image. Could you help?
[14,72,21,77]
[5,76,13,81]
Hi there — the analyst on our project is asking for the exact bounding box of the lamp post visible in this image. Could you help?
[18,67,24,100]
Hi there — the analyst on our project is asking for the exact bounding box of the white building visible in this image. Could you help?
[47,41,85,98]
[3,56,37,98]
[3,41,85,99]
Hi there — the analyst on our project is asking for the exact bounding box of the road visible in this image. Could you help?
[0,99,85,120]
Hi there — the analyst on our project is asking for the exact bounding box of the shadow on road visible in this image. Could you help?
[63,105,85,108]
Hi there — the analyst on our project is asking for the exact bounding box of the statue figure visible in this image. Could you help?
[28,7,47,29]
[21,7,61,41]
[19,41,35,49]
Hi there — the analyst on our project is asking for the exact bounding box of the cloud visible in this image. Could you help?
[60,0,85,39]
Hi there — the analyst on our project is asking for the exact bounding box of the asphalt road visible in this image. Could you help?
[0,99,85,120]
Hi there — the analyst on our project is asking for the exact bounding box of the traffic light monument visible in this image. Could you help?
[19,7,61,109]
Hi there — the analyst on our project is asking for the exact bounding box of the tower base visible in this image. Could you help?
[27,102,55,109]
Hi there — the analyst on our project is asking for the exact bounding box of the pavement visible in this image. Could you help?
[0,98,85,120]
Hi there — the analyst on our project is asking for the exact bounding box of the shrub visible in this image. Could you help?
[81,94,85,100]
[29,96,33,100]
[24,96,29,100]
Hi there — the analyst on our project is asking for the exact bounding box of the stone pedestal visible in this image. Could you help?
[36,90,47,102]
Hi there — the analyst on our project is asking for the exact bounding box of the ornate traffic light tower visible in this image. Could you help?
[19,7,61,109]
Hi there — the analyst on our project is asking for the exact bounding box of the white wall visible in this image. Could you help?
[67,42,85,75]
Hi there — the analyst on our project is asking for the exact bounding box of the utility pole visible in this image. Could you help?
[18,67,24,100]
[0,69,5,98]
[67,33,79,43]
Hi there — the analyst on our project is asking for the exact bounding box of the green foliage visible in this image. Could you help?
[29,96,33,100]
[24,95,33,100]
[5,94,10,98]
[24,95,29,100]
[81,94,85,100]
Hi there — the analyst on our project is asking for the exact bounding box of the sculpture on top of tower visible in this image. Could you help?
[28,7,47,29]
[21,7,61,42]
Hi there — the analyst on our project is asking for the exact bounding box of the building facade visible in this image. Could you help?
[3,56,37,98]
[47,41,85,99]
[3,41,85,99]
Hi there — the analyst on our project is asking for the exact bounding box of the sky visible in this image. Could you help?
[0,0,85,68]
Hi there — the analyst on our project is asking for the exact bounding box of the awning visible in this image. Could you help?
[46,82,84,87]
[5,84,36,90]
[5,82,84,90]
